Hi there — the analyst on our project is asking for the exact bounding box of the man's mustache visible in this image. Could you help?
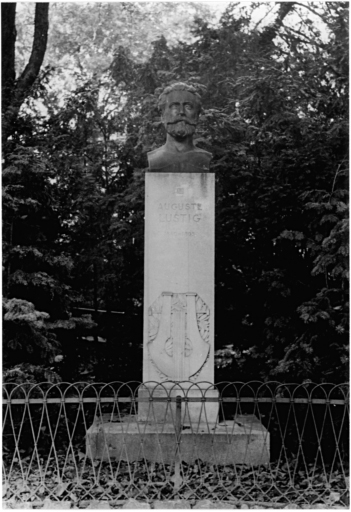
[166,119,197,126]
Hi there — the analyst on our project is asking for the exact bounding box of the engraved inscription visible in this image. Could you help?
[159,213,201,222]
[165,230,196,237]
[157,202,203,223]
[158,202,202,211]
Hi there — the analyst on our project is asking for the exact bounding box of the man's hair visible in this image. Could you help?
[158,83,202,115]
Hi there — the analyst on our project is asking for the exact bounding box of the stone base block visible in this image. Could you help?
[86,415,270,465]
[137,386,219,425]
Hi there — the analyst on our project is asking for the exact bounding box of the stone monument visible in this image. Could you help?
[86,83,270,465]
[138,83,218,425]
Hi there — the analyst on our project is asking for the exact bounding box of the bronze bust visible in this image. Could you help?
[147,83,212,173]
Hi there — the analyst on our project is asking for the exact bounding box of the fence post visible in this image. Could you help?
[175,394,182,440]
[172,395,183,491]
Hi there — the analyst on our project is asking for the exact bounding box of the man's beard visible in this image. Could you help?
[165,120,196,140]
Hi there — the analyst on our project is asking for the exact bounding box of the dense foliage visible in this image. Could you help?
[2,2,348,384]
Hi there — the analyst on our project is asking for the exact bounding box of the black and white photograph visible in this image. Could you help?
[2,1,349,509]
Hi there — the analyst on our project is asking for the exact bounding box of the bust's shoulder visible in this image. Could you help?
[147,146,164,156]
[147,145,168,158]
[147,146,169,168]
[147,145,211,157]
[147,145,212,172]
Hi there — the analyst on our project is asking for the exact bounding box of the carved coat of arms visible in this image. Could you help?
[148,292,210,380]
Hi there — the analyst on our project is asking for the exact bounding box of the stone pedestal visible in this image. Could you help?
[86,415,270,465]
[141,172,218,423]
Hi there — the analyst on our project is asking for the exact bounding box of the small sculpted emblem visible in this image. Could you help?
[148,292,210,380]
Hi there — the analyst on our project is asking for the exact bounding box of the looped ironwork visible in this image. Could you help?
[2,380,349,508]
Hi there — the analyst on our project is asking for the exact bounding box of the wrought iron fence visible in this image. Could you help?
[3,381,349,508]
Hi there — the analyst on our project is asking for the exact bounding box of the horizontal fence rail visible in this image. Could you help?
[3,381,349,508]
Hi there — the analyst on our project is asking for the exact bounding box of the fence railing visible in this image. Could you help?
[3,381,349,508]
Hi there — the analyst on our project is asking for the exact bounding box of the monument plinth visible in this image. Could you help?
[138,171,218,424]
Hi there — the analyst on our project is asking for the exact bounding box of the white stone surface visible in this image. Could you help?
[86,417,270,465]
[193,501,237,509]
[153,501,191,509]
[122,499,150,509]
[143,172,215,385]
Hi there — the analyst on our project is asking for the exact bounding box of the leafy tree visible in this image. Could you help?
[14,2,212,96]
[3,1,348,384]
[2,143,96,380]
[2,4,96,382]
[107,1,348,382]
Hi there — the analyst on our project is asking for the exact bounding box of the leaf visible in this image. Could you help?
[55,482,69,496]
[77,451,86,460]
[328,491,341,504]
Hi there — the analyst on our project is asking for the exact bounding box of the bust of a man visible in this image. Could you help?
[147,82,212,172]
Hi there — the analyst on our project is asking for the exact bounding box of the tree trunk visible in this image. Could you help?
[2,3,49,142]
[258,2,295,52]
[1,3,17,113]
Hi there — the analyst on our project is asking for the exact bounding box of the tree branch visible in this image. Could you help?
[282,24,327,51]
[15,3,49,108]
[293,2,334,29]
[253,4,276,31]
